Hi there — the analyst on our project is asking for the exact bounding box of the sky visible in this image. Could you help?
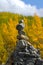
[0,0,43,17]
[22,0,43,9]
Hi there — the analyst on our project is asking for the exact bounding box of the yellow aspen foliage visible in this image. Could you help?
[39,43,43,49]
[34,14,42,30]
[0,32,4,45]
[0,18,18,64]
[39,35,43,39]
[8,18,18,36]
[8,19,18,47]
[32,36,38,41]
[1,23,9,35]
[32,22,37,30]
[27,29,34,37]
[24,17,29,36]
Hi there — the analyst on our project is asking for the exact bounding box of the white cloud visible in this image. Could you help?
[0,0,43,17]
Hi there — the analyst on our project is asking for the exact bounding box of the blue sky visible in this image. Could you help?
[22,0,43,9]
[0,0,43,17]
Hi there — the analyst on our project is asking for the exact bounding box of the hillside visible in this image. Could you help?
[0,12,43,64]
